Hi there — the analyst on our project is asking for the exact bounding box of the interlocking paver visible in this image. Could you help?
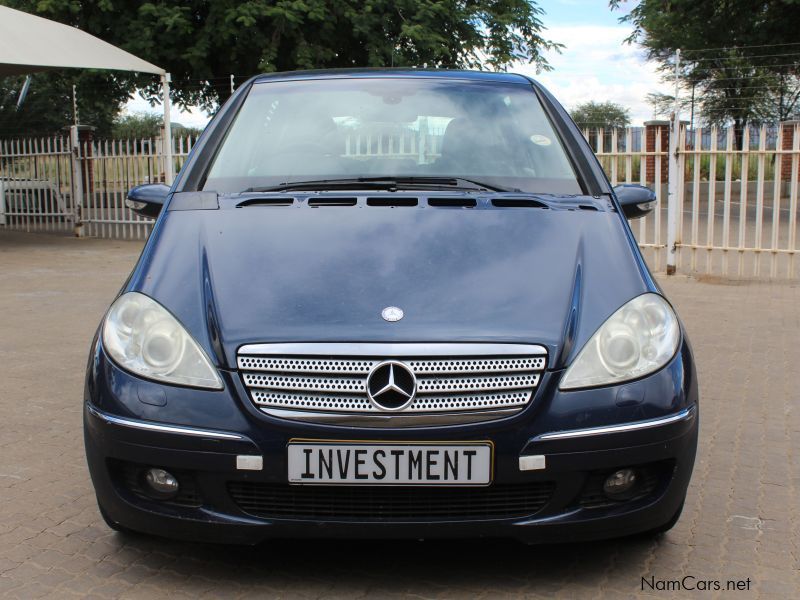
[1,230,798,598]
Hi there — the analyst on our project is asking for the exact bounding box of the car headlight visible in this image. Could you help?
[102,292,223,389]
[559,293,680,390]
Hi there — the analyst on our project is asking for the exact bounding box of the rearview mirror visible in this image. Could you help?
[125,183,170,219]
[613,184,656,220]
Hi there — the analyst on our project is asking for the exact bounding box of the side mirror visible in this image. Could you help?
[125,183,170,219]
[613,184,657,219]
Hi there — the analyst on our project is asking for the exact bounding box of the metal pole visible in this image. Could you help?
[15,76,31,111]
[70,124,84,237]
[161,72,175,185]
[72,85,79,125]
[0,180,6,226]
[666,49,681,275]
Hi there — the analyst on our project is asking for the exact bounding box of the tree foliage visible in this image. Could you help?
[569,101,631,129]
[645,92,693,119]
[0,0,562,137]
[112,113,204,139]
[611,0,800,145]
[0,71,134,137]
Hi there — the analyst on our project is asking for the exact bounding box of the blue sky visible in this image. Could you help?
[545,0,628,24]
[512,0,670,124]
[127,0,669,128]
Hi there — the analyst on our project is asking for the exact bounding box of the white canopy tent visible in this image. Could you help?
[0,5,174,182]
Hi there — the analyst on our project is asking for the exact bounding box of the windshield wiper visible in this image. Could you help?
[243,176,517,193]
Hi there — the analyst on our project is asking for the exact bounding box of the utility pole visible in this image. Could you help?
[160,73,174,185]
[70,84,83,236]
[666,49,681,275]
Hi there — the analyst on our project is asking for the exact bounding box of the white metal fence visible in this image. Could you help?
[80,136,195,238]
[2,123,799,279]
[0,128,195,240]
[343,121,446,163]
[587,122,800,279]
[590,126,669,272]
[0,136,74,234]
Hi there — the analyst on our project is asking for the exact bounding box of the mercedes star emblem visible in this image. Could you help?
[381,306,404,322]
[366,361,417,411]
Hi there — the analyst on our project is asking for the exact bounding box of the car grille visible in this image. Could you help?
[237,344,547,426]
[228,481,555,521]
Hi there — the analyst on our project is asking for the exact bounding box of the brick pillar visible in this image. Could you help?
[781,120,800,181]
[644,120,670,184]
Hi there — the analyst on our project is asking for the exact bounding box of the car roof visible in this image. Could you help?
[252,68,534,85]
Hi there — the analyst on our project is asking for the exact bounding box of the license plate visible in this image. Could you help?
[287,441,493,486]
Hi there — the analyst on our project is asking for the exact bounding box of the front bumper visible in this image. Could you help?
[84,338,699,544]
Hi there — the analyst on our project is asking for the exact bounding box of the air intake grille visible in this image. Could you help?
[228,481,555,520]
[237,345,546,425]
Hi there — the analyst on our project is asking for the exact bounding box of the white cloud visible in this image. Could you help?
[512,25,674,125]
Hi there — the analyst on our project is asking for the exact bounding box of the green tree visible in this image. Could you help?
[569,101,631,129]
[1,0,562,133]
[645,92,695,120]
[111,112,163,139]
[611,0,800,147]
[112,112,204,139]
[0,71,134,137]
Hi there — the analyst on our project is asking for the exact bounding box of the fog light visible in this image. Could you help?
[144,468,179,497]
[603,468,638,498]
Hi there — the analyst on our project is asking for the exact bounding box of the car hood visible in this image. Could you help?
[129,201,650,369]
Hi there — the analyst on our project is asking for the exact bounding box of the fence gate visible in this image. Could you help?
[0,136,74,234]
[0,125,194,240]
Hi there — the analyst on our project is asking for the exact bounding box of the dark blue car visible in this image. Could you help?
[84,69,698,544]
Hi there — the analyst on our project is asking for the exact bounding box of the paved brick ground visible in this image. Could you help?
[0,230,798,599]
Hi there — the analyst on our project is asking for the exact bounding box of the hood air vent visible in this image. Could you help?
[308,197,358,207]
[491,198,549,209]
[428,197,477,208]
[237,197,294,207]
[229,194,604,212]
[366,197,418,207]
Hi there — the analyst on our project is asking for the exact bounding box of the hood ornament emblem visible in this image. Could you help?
[381,306,404,322]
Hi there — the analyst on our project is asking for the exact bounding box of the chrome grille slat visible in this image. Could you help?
[238,345,547,427]
[250,390,532,413]
[251,390,373,412]
[237,356,377,374]
[242,373,365,392]
[416,374,540,393]
[243,372,540,394]
[237,356,546,375]
[408,391,532,412]
[407,357,545,374]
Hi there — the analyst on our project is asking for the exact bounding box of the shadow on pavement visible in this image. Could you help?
[109,531,661,591]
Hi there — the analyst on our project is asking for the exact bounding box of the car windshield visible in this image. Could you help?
[204,76,582,195]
